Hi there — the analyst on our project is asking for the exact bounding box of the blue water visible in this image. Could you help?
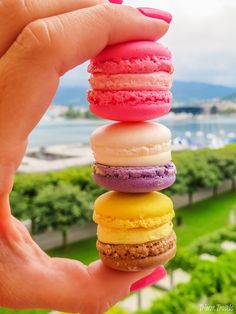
[29,116,236,148]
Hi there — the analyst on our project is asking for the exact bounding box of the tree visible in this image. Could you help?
[64,107,82,119]
[169,150,220,205]
[33,182,93,246]
[12,173,49,233]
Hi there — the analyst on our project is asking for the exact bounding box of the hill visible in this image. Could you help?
[172,81,235,102]
[222,92,236,101]
[53,81,236,106]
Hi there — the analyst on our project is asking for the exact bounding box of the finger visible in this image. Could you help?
[0,4,169,144]
[38,259,165,313]
[0,0,108,56]
[0,140,27,226]
[87,261,166,312]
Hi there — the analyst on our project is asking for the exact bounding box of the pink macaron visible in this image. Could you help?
[88,41,173,122]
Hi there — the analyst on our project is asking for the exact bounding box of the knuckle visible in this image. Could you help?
[96,2,118,18]
[92,0,108,4]
[94,3,137,26]
[0,0,20,14]
[0,0,30,20]
[15,19,54,57]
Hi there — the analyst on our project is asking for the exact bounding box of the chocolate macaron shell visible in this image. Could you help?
[97,232,176,272]
[93,162,176,193]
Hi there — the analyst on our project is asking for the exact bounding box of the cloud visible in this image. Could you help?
[60,0,236,87]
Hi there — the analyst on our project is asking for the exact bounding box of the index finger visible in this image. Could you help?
[0,0,108,57]
[0,4,169,143]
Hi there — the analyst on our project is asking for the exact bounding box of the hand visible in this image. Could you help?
[0,0,169,312]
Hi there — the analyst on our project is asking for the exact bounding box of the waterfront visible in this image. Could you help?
[29,115,236,148]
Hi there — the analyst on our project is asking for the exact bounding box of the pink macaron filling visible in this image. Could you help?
[89,72,172,91]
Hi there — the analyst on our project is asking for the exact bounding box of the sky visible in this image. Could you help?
[60,0,236,88]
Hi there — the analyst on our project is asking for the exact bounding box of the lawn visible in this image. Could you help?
[175,190,236,247]
[49,236,98,265]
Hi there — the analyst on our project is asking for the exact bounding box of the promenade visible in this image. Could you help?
[19,144,93,173]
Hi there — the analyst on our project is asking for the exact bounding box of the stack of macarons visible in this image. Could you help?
[88,40,177,271]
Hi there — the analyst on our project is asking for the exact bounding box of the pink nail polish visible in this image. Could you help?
[138,7,172,24]
[130,266,166,292]
[109,0,123,4]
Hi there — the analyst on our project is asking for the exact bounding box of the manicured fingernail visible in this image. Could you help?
[138,7,172,24]
[130,266,166,292]
[109,0,123,4]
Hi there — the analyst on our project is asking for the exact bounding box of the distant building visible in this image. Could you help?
[171,107,203,115]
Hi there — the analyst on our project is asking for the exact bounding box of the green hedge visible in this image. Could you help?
[10,145,236,235]
[166,225,236,273]
[190,226,236,257]
[144,226,236,314]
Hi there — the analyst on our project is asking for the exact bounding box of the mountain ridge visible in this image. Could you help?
[53,81,236,106]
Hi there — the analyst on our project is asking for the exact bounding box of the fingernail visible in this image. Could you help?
[130,266,166,292]
[109,0,123,4]
[138,7,172,24]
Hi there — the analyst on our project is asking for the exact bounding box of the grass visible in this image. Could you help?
[175,191,236,247]
[48,236,98,265]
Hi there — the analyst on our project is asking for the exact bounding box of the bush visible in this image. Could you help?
[195,242,224,257]
[220,230,236,242]
[208,287,236,309]
[32,182,93,241]
[106,306,129,314]
[166,248,199,272]
[137,250,236,314]
[11,145,236,236]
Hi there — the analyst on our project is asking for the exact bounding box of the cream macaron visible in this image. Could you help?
[90,122,176,193]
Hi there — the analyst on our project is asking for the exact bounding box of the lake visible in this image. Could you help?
[29,115,236,148]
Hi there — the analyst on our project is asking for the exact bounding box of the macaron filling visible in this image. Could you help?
[89,72,172,91]
[97,222,173,244]
[93,211,174,230]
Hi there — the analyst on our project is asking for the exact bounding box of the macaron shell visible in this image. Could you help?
[90,122,172,165]
[91,122,171,148]
[88,56,173,75]
[89,90,171,122]
[93,169,176,192]
[97,235,176,272]
[93,162,176,192]
[91,41,171,64]
[93,191,174,229]
[99,245,176,272]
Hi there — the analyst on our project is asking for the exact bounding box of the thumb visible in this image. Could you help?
[0,4,169,143]
[87,260,166,313]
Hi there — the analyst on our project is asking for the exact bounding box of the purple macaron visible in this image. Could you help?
[93,162,176,193]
